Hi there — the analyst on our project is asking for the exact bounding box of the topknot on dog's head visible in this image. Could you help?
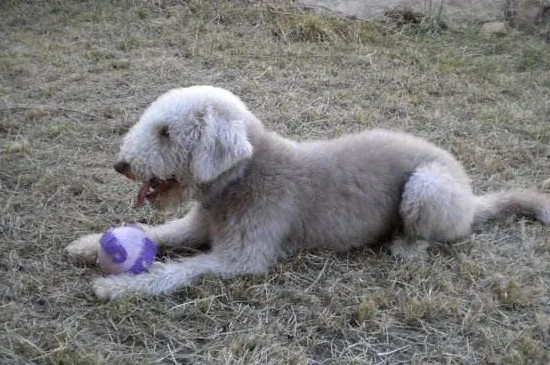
[149,85,253,121]
[117,86,257,186]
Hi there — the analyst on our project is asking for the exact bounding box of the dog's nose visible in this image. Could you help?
[114,161,130,175]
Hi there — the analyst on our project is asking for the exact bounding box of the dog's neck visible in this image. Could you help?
[195,160,251,210]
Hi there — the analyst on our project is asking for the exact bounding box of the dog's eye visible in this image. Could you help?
[158,125,170,138]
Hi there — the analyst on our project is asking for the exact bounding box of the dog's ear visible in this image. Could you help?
[191,106,253,183]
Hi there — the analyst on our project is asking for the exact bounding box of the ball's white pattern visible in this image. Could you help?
[98,225,156,275]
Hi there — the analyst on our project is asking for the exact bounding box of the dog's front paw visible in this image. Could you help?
[92,263,178,300]
[65,233,102,264]
[92,275,135,300]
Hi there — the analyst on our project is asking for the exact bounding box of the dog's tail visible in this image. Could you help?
[473,190,550,225]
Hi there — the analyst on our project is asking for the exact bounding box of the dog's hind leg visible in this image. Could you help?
[388,162,476,260]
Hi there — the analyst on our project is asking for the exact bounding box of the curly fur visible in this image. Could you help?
[66,85,550,300]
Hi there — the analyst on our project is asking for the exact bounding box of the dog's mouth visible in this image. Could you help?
[136,177,181,207]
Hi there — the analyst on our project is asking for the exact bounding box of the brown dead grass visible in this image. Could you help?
[1,0,550,364]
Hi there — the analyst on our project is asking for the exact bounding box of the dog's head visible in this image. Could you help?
[114,85,255,208]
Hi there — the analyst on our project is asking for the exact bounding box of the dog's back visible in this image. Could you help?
[247,129,469,251]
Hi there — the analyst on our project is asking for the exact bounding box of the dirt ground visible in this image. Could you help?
[1,1,550,364]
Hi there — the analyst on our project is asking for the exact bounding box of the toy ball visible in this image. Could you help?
[98,225,156,275]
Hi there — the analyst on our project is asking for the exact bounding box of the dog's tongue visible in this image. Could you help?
[136,182,152,207]
[136,180,177,207]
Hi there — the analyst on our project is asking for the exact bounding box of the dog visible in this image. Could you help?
[65,85,550,300]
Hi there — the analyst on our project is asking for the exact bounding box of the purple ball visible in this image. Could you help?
[98,225,156,275]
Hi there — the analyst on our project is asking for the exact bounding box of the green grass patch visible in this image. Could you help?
[492,279,541,310]
[271,12,379,43]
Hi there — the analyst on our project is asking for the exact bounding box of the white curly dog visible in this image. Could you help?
[66,85,550,300]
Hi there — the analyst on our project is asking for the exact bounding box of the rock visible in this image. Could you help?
[482,21,507,35]
[298,0,550,40]
[297,0,506,24]
[506,0,550,38]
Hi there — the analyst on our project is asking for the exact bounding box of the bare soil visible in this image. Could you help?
[1,1,550,364]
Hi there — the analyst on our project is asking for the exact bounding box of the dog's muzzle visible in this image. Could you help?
[113,160,135,180]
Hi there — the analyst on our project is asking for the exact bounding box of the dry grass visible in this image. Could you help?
[2,0,550,364]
